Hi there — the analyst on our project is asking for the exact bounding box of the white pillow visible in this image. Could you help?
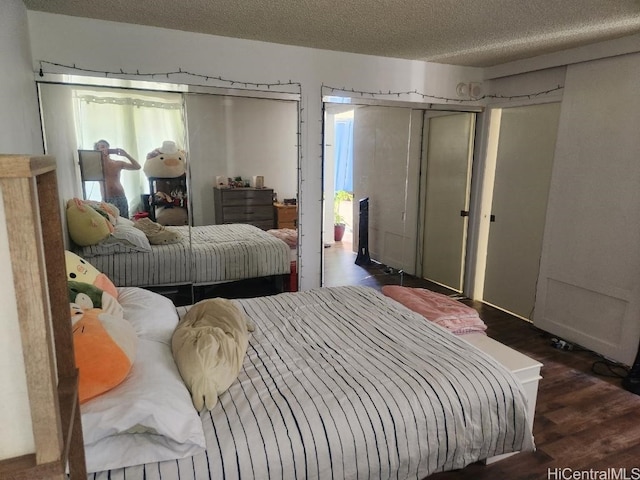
[117,287,179,345]
[116,216,135,227]
[81,339,206,473]
[103,224,152,252]
[78,224,152,258]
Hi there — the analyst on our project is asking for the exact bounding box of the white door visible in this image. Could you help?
[534,55,640,365]
[352,106,422,274]
[421,112,475,291]
[482,103,560,319]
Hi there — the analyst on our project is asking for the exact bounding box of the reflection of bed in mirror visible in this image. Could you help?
[267,226,298,290]
[77,223,291,288]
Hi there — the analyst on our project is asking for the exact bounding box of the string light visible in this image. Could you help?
[38,60,562,102]
[37,60,301,92]
[321,83,564,103]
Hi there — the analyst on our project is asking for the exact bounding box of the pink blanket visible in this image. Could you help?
[267,228,297,249]
[381,285,487,335]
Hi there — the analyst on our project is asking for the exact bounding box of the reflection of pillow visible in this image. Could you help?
[172,298,253,411]
[155,206,188,226]
[267,228,298,248]
[66,198,113,246]
[134,217,181,244]
[116,216,135,227]
[83,200,120,225]
[72,307,137,404]
[81,339,206,473]
[102,224,152,252]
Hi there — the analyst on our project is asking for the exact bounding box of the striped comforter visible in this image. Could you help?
[79,223,291,287]
[90,286,534,480]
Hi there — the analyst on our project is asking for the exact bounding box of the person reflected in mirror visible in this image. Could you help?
[94,139,141,218]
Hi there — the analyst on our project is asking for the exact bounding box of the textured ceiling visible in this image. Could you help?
[22,0,640,67]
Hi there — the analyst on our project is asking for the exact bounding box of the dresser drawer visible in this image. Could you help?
[222,205,274,223]
[219,189,273,206]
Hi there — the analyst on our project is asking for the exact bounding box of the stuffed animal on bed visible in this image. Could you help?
[143,140,186,178]
[66,198,114,247]
[133,217,182,244]
[71,305,137,403]
[171,298,254,411]
[68,280,123,318]
[65,250,118,299]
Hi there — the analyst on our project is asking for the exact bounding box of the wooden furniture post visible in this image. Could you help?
[0,155,86,479]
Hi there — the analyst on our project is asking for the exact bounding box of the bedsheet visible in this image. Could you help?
[89,285,534,480]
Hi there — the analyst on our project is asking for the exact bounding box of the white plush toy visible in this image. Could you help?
[143,140,186,178]
[171,298,254,411]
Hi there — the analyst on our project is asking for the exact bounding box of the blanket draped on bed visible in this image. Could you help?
[91,286,534,480]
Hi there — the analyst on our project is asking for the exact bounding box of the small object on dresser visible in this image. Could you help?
[215,175,227,187]
[283,198,297,205]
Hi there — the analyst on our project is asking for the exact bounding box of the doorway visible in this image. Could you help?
[333,108,355,248]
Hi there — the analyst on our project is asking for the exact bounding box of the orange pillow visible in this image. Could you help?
[71,306,137,403]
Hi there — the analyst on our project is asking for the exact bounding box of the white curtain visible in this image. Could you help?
[73,87,186,214]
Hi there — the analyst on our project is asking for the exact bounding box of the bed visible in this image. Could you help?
[76,223,291,287]
[83,285,535,479]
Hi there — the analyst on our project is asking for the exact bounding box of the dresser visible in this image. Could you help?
[214,187,275,230]
[274,203,297,229]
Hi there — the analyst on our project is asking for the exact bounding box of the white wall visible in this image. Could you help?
[26,11,481,290]
[186,94,298,226]
[0,0,43,462]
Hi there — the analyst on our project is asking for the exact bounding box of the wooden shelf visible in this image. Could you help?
[0,155,86,479]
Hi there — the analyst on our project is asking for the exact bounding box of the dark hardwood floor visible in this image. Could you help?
[324,238,640,479]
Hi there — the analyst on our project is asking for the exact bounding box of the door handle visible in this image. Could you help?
[490,214,496,222]
[460,210,469,217]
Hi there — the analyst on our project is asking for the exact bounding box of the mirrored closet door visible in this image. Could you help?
[322,97,479,293]
[38,77,300,302]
